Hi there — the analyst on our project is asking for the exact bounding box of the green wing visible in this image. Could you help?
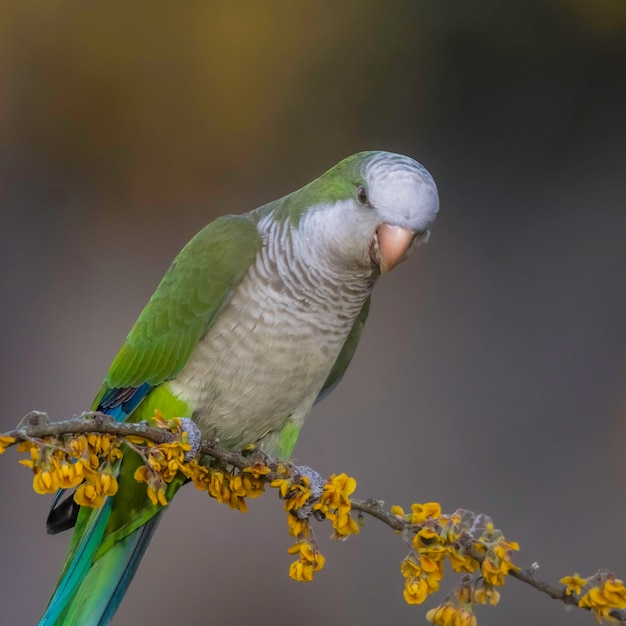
[316,295,371,403]
[42,216,263,623]
[48,214,261,535]
[92,214,262,412]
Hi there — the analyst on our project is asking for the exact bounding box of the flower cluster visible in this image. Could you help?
[186,461,268,512]
[475,525,519,587]
[271,471,359,582]
[18,432,122,508]
[392,503,517,624]
[425,578,501,626]
[319,473,359,540]
[560,571,626,623]
[287,540,326,582]
[127,414,194,506]
[127,413,269,510]
[271,471,323,582]
[10,412,626,625]
[426,604,476,626]
[272,471,316,534]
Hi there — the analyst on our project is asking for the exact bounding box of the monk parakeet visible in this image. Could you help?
[40,151,439,625]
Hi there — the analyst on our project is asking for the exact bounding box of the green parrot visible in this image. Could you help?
[40,150,439,625]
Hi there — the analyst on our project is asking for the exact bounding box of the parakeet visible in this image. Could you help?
[40,151,439,625]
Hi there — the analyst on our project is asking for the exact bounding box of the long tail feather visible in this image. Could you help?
[41,500,113,624]
[40,511,162,626]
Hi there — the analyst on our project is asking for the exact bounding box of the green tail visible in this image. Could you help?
[41,378,193,625]
[39,441,173,626]
[40,509,162,626]
[40,434,186,626]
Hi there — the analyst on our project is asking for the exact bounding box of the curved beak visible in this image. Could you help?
[370,224,416,273]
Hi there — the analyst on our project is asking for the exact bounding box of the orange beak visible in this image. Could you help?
[371,224,415,273]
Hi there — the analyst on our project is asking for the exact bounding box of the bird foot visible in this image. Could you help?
[179,418,202,462]
[291,465,326,520]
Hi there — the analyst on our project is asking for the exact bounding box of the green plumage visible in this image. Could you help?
[103,215,261,391]
[44,216,263,625]
[41,151,439,626]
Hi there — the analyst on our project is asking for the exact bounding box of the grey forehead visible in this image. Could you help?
[363,152,435,186]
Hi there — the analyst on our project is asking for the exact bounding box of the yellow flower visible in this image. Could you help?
[229,472,265,499]
[283,481,312,512]
[447,548,479,574]
[184,461,211,490]
[134,464,149,484]
[473,584,501,606]
[426,605,476,626]
[560,573,588,596]
[322,473,356,510]
[391,504,406,518]
[400,556,421,579]
[579,576,626,618]
[456,608,477,626]
[72,468,118,508]
[426,605,451,625]
[134,464,168,506]
[325,509,359,539]
[455,583,473,605]
[413,525,442,550]
[602,578,626,606]
[401,552,443,604]
[410,502,442,524]
[199,469,251,512]
[65,434,103,470]
[96,471,118,497]
[126,435,149,445]
[421,559,443,593]
[108,447,123,462]
[420,554,444,575]
[86,433,119,458]
[229,475,248,498]
[0,434,15,454]
[147,484,168,507]
[207,470,227,501]
[479,538,519,586]
[287,540,325,582]
[17,440,34,453]
[74,481,104,508]
[287,514,309,537]
[66,435,87,457]
[17,440,39,464]
[270,478,291,497]
[243,464,271,478]
[318,472,359,539]
[33,468,57,494]
[241,473,265,498]
[403,577,429,604]
[53,458,84,489]
[141,442,186,482]
[482,556,507,586]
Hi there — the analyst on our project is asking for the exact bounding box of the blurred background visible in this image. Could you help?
[1,1,625,625]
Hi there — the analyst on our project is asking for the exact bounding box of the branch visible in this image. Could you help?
[6,411,248,469]
[3,411,625,625]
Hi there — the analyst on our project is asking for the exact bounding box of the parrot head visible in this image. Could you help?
[283,151,439,276]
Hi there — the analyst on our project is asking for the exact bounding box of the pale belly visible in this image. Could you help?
[167,265,370,451]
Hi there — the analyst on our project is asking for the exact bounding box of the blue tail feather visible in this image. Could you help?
[40,500,113,625]
[100,514,162,625]
[40,509,162,626]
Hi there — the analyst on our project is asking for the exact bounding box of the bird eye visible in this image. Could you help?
[357,185,369,205]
